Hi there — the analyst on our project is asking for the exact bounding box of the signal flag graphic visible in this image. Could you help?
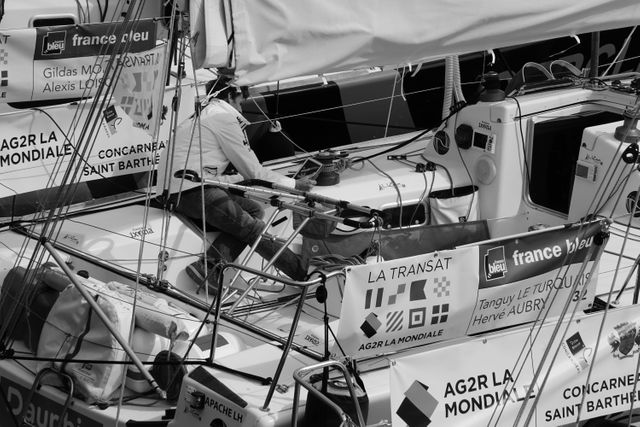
[431,304,449,324]
[365,280,428,310]
[386,310,403,333]
[410,280,427,301]
[360,312,382,338]
[365,288,384,310]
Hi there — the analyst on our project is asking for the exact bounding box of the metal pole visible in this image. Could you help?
[634,260,640,304]
[590,32,600,78]
[262,285,309,410]
[221,206,283,304]
[613,255,640,304]
[228,215,311,313]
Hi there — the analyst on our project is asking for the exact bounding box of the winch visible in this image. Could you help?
[314,150,349,186]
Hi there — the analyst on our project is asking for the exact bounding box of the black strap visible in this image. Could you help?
[61,294,97,373]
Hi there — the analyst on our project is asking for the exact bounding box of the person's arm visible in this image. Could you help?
[206,113,297,188]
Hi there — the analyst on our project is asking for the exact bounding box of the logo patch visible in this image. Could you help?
[484,246,507,281]
[396,380,439,426]
[42,31,67,55]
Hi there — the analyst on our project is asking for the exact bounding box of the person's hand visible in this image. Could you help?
[269,120,282,133]
[295,177,316,191]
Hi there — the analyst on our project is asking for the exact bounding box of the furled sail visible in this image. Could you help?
[191,0,640,85]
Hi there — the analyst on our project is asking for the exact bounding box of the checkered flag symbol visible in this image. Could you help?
[0,50,8,65]
[432,277,450,298]
[119,95,135,114]
[388,283,406,305]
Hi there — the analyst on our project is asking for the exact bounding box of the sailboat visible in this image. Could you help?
[1,0,640,426]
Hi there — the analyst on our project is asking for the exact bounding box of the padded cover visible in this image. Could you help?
[428,185,479,225]
[0,266,66,352]
[37,282,133,403]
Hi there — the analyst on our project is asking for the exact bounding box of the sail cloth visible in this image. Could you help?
[191,0,640,86]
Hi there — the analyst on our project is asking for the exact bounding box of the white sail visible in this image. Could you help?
[191,0,640,85]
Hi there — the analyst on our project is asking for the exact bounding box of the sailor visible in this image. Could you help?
[158,76,315,289]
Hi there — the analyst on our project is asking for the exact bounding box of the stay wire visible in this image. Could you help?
[408,167,434,227]
[351,102,466,166]
[40,4,149,251]
[573,231,630,424]
[496,221,607,421]
[365,158,404,227]
[1,4,149,351]
[119,6,184,416]
[248,96,307,153]
[496,97,616,422]
[383,68,400,138]
[522,244,604,426]
[451,108,476,220]
[490,231,604,426]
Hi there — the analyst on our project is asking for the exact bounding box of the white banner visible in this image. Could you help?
[0,20,156,103]
[0,103,167,198]
[468,222,602,334]
[334,223,604,359]
[390,304,640,426]
[467,262,596,334]
[335,247,479,359]
[113,44,167,136]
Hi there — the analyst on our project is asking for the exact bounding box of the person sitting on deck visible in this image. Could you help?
[157,76,316,289]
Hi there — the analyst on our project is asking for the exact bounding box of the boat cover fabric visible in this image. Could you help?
[0,266,62,352]
[37,283,133,403]
[191,0,640,85]
[302,219,490,264]
[428,185,479,224]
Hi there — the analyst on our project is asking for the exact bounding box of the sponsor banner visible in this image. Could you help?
[467,262,597,334]
[478,222,602,288]
[0,20,156,102]
[34,20,156,60]
[33,19,156,101]
[334,223,606,359]
[467,263,596,334]
[0,375,101,427]
[112,44,166,135]
[390,304,640,426]
[468,223,603,334]
[0,103,167,198]
[335,247,479,359]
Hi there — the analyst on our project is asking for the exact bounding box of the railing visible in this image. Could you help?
[205,261,344,410]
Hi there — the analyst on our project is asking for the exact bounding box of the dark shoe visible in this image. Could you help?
[255,238,307,281]
[186,259,223,294]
